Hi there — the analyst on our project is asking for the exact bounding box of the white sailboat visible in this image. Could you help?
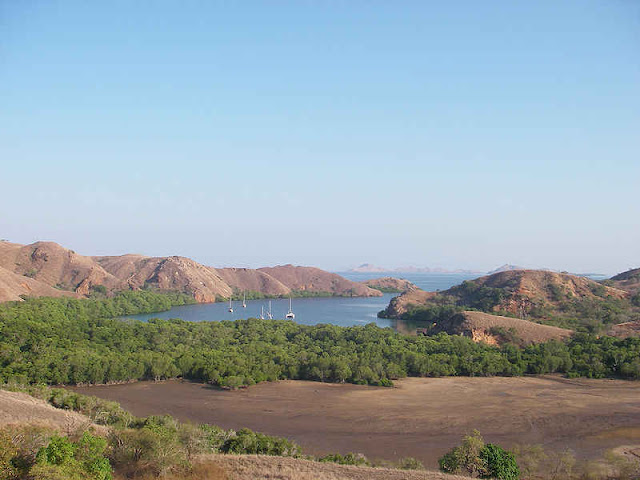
[285,296,295,319]
[259,305,265,320]
[228,296,233,313]
[267,300,273,320]
[242,291,246,308]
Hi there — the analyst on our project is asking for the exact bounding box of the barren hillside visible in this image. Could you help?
[258,265,381,297]
[428,311,573,346]
[0,264,76,302]
[216,267,291,296]
[0,241,123,295]
[609,267,640,294]
[0,240,379,303]
[95,255,232,302]
[384,269,629,319]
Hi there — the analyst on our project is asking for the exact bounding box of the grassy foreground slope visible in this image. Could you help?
[211,455,467,480]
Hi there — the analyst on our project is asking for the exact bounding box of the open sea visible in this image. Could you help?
[121,272,482,329]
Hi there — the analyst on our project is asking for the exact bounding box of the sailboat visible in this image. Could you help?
[228,296,233,313]
[242,291,247,308]
[259,305,265,320]
[267,300,273,320]
[285,296,295,319]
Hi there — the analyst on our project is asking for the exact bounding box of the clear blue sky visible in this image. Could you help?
[1,1,638,274]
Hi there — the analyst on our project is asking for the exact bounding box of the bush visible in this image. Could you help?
[221,428,301,457]
[108,426,187,477]
[481,443,520,480]
[34,432,111,480]
[0,429,20,479]
[318,452,370,466]
[398,456,424,470]
[439,431,520,479]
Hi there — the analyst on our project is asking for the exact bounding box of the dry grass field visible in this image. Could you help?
[205,454,469,480]
[0,389,104,434]
[73,376,640,468]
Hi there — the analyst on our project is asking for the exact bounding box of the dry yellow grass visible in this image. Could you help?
[0,389,105,434]
[198,454,469,480]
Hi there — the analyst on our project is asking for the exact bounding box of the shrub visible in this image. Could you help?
[108,427,186,477]
[36,435,77,466]
[318,452,370,466]
[32,433,111,480]
[0,429,19,479]
[439,449,460,473]
[398,456,424,470]
[481,443,520,480]
[221,428,301,457]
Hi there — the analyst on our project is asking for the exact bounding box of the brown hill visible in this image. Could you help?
[0,240,379,303]
[427,311,573,346]
[361,277,418,293]
[216,268,291,296]
[0,264,77,302]
[0,241,122,295]
[94,255,232,303]
[383,289,438,318]
[609,268,640,294]
[384,269,629,319]
[258,265,381,297]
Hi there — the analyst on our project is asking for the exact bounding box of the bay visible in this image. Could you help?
[121,272,481,329]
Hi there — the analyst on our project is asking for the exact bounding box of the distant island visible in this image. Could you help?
[348,263,483,274]
[349,262,605,277]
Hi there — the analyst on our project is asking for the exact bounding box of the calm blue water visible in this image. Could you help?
[338,271,482,292]
[122,272,481,328]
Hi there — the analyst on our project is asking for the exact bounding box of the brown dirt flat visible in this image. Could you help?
[72,376,640,467]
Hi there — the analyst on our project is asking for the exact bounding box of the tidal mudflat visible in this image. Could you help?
[73,376,640,467]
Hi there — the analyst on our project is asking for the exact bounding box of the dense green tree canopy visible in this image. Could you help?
[1,293,639,387]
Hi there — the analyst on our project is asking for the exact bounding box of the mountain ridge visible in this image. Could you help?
[0,241,381,303]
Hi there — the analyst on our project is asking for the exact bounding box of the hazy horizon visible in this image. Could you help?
[1,1,638,275]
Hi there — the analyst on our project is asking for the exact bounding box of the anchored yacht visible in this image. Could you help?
[285,296,295,319]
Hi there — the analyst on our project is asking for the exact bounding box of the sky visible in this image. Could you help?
[1,1,639,274]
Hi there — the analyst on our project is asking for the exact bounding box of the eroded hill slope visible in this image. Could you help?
[0,241,378,302]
